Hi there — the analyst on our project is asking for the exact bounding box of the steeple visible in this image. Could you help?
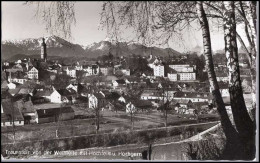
[41,37,47,62]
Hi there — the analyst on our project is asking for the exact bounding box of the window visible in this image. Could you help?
[19,121,21,124]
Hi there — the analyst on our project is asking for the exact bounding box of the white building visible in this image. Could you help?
[7,82,16,89]
[178,72,196,81]
[154,63,164,77]
[168,73,178,81]
[9,78,27,85]
[66,67,76,78]
[50,90,62,103]
[27,67,39,80]
[82,64,100,76]
[121,69,131,76]
[100,67,108,75]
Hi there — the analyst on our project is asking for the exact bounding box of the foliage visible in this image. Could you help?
[52,73,71,89]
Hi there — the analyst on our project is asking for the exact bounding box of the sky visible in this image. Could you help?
[1,1,247,53]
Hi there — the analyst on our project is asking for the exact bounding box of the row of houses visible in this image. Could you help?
[1,98,75,126]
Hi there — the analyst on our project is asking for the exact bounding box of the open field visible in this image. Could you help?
[1,106,219,144]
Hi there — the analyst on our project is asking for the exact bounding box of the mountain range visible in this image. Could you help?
[1,35,183,61]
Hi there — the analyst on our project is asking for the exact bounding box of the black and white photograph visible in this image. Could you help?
[1,1,259,161]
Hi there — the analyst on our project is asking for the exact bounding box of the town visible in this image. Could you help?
[1,36,253,143]
[1,1,257,161]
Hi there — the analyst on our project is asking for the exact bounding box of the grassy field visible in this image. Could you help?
[1,103,219,144]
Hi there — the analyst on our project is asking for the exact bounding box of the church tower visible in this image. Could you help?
[41,37,47,62]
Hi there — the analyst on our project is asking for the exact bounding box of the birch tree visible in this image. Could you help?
[222,2,255,159]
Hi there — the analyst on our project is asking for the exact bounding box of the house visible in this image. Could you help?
[7,71,28,84]
[27,66,39,80]
[174,92,210,103]
[215,82,230,97]
[7,82,17,89]
[9,77,28,85]
[33,88,53,103]
[118,95,127,103]
[140,89,162,100]
[82,64,100,76]
[66,83,78,93]
[216,72,229,82]
[100,90,121,102]
[112,79,126,87]
[50,88,77,104]
[14,100,37,124]
[35,106,75,124]
[105,101,125,111]
[1,99,24,126]
[169,99,193,114]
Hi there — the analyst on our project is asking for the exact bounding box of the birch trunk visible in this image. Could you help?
[196,1,237,140]
[246,1,257,112]
[223,1,255,159]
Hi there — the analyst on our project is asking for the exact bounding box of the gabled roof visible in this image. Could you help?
[28,66,38,72]
[8,88,21,96]
[115,79,126,84]
[106,92,121,100]
[56,89,76,96]
[34,89,53,97]
[17,88,34,95]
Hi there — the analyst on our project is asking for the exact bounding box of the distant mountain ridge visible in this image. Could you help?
[1,35,183,61]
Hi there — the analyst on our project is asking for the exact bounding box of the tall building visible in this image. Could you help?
[41,38,47,62]
[154,63,164,77]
